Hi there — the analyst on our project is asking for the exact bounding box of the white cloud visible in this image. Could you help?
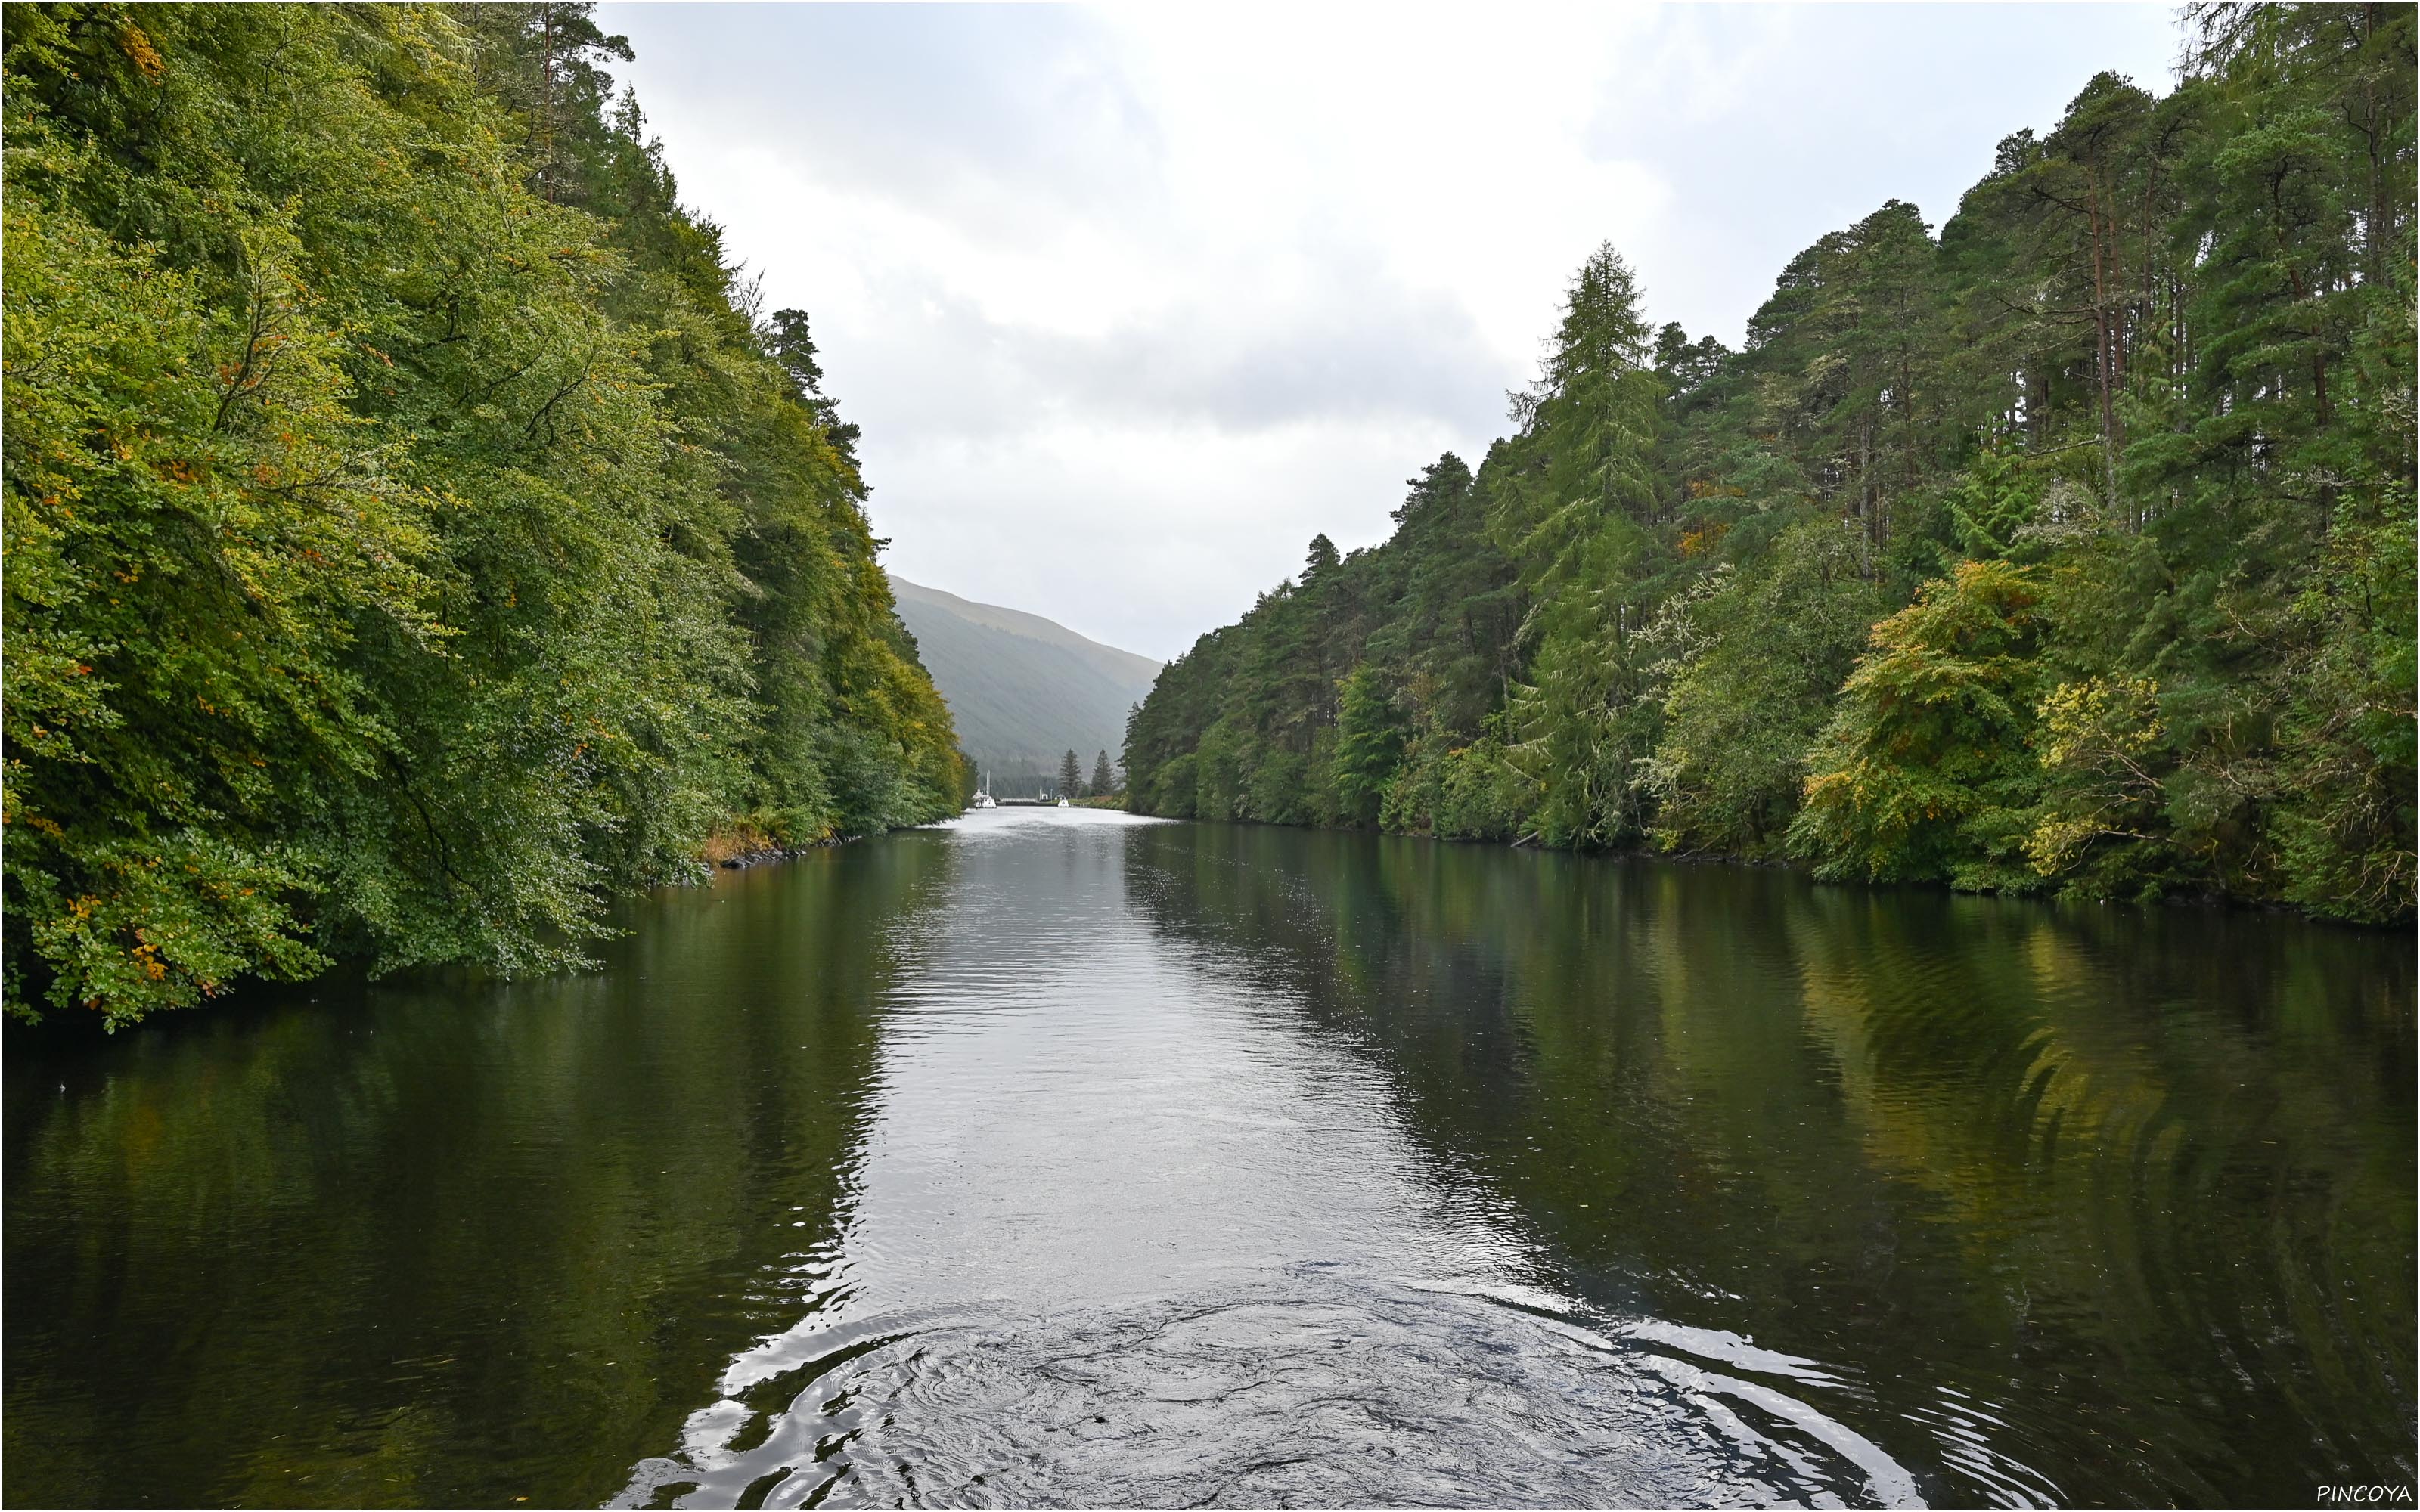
[601,2,2180,660]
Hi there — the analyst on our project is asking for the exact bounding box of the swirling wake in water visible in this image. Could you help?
[616,810,1965,1509]
[617,1269,1948,1509]
[9,807,2403,1507]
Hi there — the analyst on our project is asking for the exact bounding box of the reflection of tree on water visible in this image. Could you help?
[3,838,957,1507]
[1118,823,2415,1506]
[1779,889,2415,1503]
[8,824,2407,1507]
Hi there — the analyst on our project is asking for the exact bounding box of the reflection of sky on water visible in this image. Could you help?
[8,810,2403,1508]
[624,810,1941,1509]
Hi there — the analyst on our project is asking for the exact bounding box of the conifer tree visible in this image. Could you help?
[1124,3,2412,922]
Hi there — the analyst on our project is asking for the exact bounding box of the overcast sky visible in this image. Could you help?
[601,2,2182,662]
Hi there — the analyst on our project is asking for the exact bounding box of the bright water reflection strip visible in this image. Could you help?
[615,810,1938,1510]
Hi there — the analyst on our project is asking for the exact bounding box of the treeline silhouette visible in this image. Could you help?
[1126,6,2414,922]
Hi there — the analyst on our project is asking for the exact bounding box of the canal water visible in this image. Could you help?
[5,808,2411,1507]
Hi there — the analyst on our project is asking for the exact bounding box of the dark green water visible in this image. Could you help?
[5,810,2412,1507]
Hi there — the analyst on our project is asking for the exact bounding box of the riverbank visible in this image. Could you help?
[1120,809,2415,927]
[697,823,849,872]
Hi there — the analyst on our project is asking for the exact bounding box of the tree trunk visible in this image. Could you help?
[2088,192,2122,515]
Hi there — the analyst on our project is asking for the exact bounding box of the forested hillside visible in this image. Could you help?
[889,575,1159,796]
[3,3,966,1027]
[1127,5,2415,924]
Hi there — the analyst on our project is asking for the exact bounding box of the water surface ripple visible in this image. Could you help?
[6,810,2412,1507]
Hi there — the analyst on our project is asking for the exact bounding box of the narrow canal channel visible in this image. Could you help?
[7,808,2411,1507]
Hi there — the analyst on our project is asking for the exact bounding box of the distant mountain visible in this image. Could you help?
[889,575,1162,795]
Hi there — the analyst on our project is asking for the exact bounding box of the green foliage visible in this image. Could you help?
[2026,673,2172,892]
[3,4,961,1025]
[1949,443,2041,560]
[1646,524,1885,857]
[1490,245,1665,598]
[1789,561,2049,888]
[1332,666,1404,826]
[1376,719,1528,842]
[1127,2,2412,924]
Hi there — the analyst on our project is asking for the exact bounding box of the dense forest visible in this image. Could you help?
[3,3,966,1027]
[1126,3,2415,925]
